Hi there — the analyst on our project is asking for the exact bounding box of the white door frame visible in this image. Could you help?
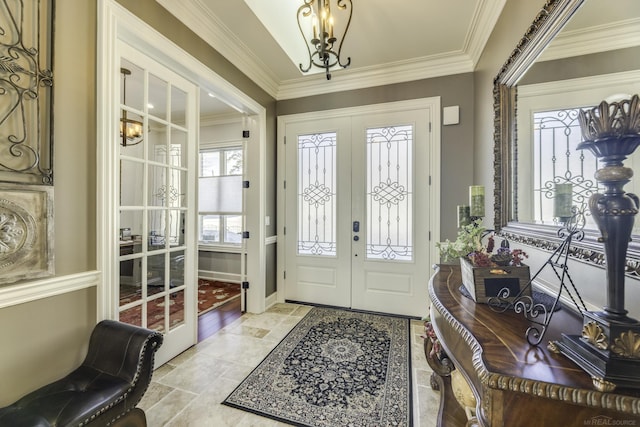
[97,0,268,327]
[277,98,441,307]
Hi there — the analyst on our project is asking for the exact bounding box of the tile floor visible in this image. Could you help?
[139,303,441,426]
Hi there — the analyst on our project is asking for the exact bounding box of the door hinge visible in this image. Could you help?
[243,180,250,188]
[242,281,249,289]
[243,231,250,239]
[283,180,286,189]
[429,175,431,185]
[429,231,432,241]
[429,122,432,132]
[284,136,286,144]
[284,226,286,235]
[283,271,286,280]
[242,130,250,138]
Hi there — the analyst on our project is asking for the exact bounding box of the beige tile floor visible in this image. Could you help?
[140,303,441,426]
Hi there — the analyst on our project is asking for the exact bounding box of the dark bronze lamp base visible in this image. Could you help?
[553,311,640,392]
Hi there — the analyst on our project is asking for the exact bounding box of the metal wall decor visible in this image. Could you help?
[0,0,55,185]
[0,184,53,284]
[297,0,352,80]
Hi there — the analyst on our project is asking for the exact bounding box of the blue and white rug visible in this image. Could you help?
[223,307,412,427]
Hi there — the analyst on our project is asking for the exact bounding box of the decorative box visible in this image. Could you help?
[459,257,531,303]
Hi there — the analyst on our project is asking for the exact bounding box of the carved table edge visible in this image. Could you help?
[428,269,640,416]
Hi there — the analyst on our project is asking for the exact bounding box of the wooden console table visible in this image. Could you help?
[428,265,640,427]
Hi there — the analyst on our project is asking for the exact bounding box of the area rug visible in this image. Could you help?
[119,279,241,330]
[223,307,412,427]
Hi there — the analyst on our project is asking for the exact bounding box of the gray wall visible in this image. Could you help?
[521,46,640,85]
[278,73,475,241]
[0,0,98,405]
[0,0,278,405]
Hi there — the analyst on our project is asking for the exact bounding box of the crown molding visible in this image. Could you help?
[464,0,507,66]
[277,52,474,100]
[156,0,281,99]
[157,0,500,101]
[539,18,640,61]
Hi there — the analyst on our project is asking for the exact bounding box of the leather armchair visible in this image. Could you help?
[0,320,163,426]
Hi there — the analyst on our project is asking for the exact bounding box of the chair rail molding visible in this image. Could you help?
[0,271,100,309]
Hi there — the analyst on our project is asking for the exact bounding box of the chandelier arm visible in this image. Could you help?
[297,0,315,73]
[335,0,352,68]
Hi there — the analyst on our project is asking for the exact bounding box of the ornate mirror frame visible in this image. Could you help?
[493,0,640,276]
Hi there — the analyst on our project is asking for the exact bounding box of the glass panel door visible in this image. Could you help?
[117,44,197,364]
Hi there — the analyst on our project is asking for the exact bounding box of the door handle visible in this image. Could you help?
[353,221,360,233]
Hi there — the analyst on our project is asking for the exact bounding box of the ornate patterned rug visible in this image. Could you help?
[223,307,412,427]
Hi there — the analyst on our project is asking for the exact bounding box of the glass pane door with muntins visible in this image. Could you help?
[117,46,197,365]
[283,104,435,317]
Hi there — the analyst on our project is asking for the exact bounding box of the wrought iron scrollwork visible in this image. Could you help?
[0,0,54,185]
[488,209,588,345]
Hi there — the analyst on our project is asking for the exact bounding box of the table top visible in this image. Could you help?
[429,264,640,402]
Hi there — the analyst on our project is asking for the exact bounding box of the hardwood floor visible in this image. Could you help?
[197,296,242,342]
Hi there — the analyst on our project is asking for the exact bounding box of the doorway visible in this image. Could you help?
[278,99,441,318]
[98,0,267,367]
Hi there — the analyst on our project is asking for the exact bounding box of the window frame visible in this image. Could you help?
[198,142,244,251]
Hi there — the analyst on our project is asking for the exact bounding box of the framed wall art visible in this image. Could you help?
[0,0,55,185]
[0,184,53,285]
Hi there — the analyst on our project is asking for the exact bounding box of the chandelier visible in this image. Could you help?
[120,68,143,147]
[297,0,352,80]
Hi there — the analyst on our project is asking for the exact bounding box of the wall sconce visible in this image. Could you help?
[120,68,143,147]
[297,0,352,80]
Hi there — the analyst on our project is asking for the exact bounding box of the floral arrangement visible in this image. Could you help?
[436,219,528,267]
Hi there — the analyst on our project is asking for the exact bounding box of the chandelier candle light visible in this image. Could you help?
[469,185,485,219]
[120,68,143,147]
[297,0,352,80]
[553,94,640,392]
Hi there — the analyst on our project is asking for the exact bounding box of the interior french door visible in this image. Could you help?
[117,42,198,365]
[283,105,434,317]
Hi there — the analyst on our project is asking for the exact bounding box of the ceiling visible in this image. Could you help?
[157,0,506,101]
[155,0,640,116]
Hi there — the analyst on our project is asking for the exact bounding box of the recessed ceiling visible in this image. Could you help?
[155,0,640,102]
[157,0,507,99]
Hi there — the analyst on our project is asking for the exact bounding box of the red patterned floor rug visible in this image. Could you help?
[119,279,241,331]
[197,278,242,315]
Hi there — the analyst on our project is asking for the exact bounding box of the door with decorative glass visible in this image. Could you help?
[283,104,435,317]
[117,43,197,365]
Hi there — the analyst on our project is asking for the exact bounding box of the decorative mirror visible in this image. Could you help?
[494,0,640,273]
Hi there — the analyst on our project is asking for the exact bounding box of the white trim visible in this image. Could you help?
[265,291,278,310]
[198,270,242,284]
[518,70,640,98]
[98,0,267,323]
[0,271,100,309]
[539,18,640,62]
[156,0,504,101]
[156,0,280,98]
[277,97,442,305]
[198,245,243,254]
[277,53,473,100]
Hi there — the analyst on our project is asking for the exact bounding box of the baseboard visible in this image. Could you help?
[198,270,241,284]
[265,291,278,310]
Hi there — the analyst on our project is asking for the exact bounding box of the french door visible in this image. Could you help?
[282,101,438,317]
[116,42,198,365]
